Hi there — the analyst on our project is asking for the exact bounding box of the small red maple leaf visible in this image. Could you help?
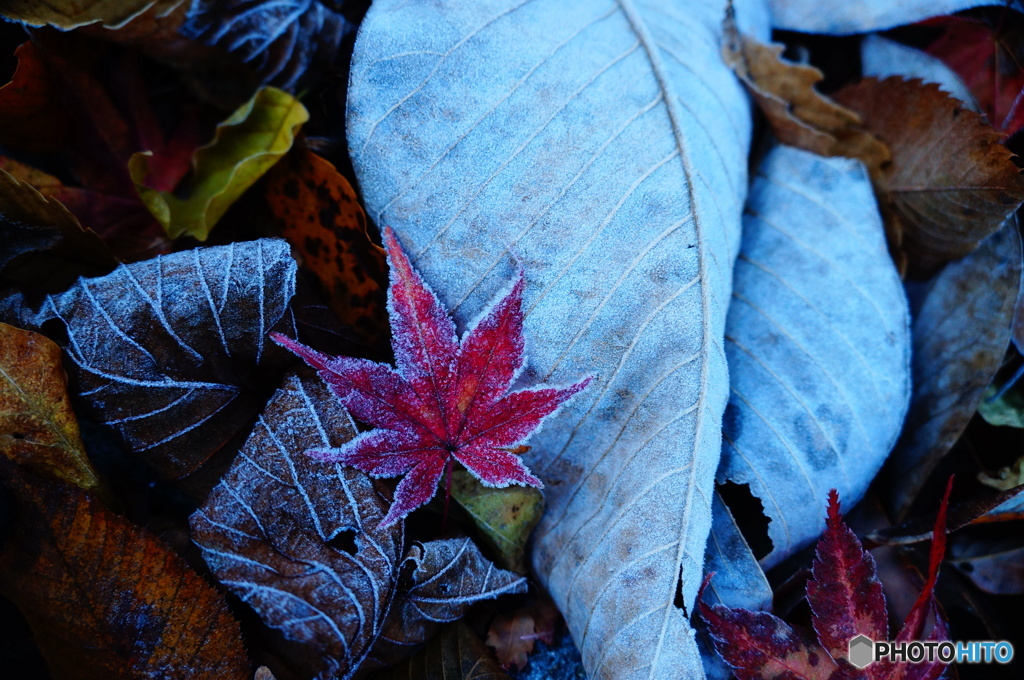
[271,227,590,527]
[699,480,953,680]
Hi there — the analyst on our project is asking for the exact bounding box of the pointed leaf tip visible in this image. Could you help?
[270,332,332,372]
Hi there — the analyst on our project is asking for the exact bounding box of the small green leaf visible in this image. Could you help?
[130,86,308,241]
[450,469,544,573]
[979,383,1024,428]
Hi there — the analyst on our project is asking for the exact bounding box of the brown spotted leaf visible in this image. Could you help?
[834,77,1024,267]
[264,146,387,345]
[370,622,512,680]
[0,323,100,494]
[0,462,250,680]
[20,239,297,478]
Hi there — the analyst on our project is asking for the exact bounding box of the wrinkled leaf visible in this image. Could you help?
[450,469,544,573]
[719,145,910,568]
[834,77,1024,267]
[978,380,1024,428]
[264,146,387,344]
[486,597,559,670]
[0,169,118,299]
[347,0,756,675]
[889,221,1022,519]
[0,463,249,679]
[0,41,69,153]
[131,86,308,240]
[0,0,163,29]
[371,622,512,680]
[768,0,991,34]
[365,537,528,670]
[0,323,100,493]
[191,372,402,680]
[861,34,980,113]
[22,239,297,478]
[179,0,354,92]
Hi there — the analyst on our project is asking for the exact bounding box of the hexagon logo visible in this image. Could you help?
[848,635,875,669]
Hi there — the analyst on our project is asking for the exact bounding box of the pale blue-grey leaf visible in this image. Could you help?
[719,145,911,569]
[769,0,990,34]
[346,0,754,677]
[861,35,979,112]
[890,221,1022,519]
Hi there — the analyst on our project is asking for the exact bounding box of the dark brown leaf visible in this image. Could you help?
[370,622,512,680]
[0,41,69,154]
[22,239,297,478]
[485,597,559,671]
[0,462,250,679]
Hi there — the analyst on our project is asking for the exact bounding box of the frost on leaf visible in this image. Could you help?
[273,227,590,527]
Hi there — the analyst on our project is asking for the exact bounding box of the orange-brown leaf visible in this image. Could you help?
[486,598,560,670]
[0,41,69,154]
[0,464,250,680]
[265,146,387,344]
[834,77,1024,268]
[0,323,101,493]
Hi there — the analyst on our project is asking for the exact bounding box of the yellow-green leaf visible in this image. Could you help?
[450,469,544,573]
[130,86,308,241]
[0,322,101,493]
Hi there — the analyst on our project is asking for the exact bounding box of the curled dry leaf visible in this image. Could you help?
[834,77,1024,267]
[0,0,169,28]
[131,87,309,241]
[264,146,387,345]
[889,221,1022,519]
[370,622,512,680]
[22,239,297,479]
[0,323,100,494]
[0,462,249,680]
[0,41,69,154]
[486,597,559,671]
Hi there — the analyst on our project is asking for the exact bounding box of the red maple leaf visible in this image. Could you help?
[271,227,590,527]
[699,480,953,680]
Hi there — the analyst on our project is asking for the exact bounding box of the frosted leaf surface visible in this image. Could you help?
[769,0,990,35]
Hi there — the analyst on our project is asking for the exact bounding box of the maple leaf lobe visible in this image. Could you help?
[272,227,589,527]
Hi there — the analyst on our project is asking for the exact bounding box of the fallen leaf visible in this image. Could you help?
[833,77,1024,267]
[978,380,1024,427]
[131,86,309,241]
[870,484,1024,545]
[718,145,911,569]
[768,0,992,34]
[21,239,297,478]
[0,0,167,29]
[0,462,250,679]
[486,597,559,671]
[264,146,388,345]
[365,537,528,670]
[179,0,354,92]
[889,221,1022,519]
[861,34,980,113]
[923,14,1024,135]
[0,169,119,300]
[0,41,69,153]
[0,323,100,494]
[273,228,589,528]
[949,545,1024,595]
[370,622,512,680]
[450,469,544,573]
[347,0,756,675]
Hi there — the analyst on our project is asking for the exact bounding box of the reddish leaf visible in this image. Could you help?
[272,227,590,527]
[0,41,69,154]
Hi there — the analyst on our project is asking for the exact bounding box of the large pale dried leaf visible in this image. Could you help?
[0,323,100,493]
[0,463,249,679]
[348,1,756,676]
[0,41,69,154]
[890,221,1022,519]
[719,146,910,568]
[191,372,402,680]
[834,78,1024,266]
[365,537,528,670]
[131,87,309,241]
[22,239,297,478]
[264,146,387,345]
[0,169,118,299]
[371,622,511,680]
[768,0,991,35]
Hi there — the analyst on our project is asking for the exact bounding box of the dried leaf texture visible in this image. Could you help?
[719,146,911,569]
[347,1,753,676]
[835,78,1024,266]
[0,41,69,153]
[0,0,161,28]
[0,464,249,680]
[191,372,403,680]
[890,222,1022,518]
[25,239,297,478]
[768,0,990,35]
[0,323,100,493]
[371,622,511,680]
[264,147,388,344]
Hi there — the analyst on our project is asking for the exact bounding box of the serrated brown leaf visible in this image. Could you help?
[21,239,297,478]
[370,622,512,680]
[0,462,249,680]
[834,77,1024,267]
[0,323,100,493]
[0,41,69,154]
[264,146,387,345]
